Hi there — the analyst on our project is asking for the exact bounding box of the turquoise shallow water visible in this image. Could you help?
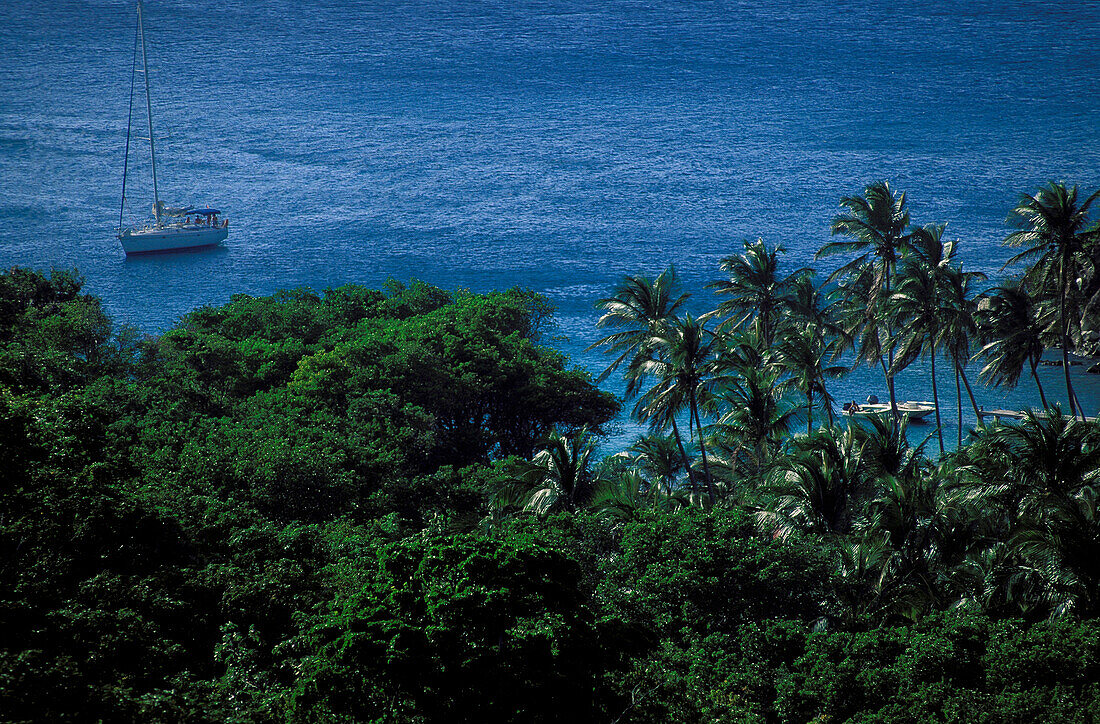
[2,0,1100,446]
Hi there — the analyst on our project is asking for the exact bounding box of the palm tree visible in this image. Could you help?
[972,410,1100,616]
[864,473,940,560]
[589,268,695,478]
[629,315,720,504]
[832,265,893,404]
[841,419,938,622]
[587,267,690,382]
[484,464,539,531]
[836,530,899,621]
[817,181,914,419]
[524,428,599,516]
[933,436,1022,614]
[858,474,945,622]
[707,238,801,346]
[785,271,849,347]
[902,224,986,446]
[942,543,1013,616]
[1004,182,1100,420]
[939,263,986,444]
[775,322,848,435]
[975,279,1049,408]
[711,361,798,474]
[888,254,947,454]
[855,413,931,485]
[591,469,652,523]
[758,425,865,539]
[621,433,686,500]
[778,272,849,433]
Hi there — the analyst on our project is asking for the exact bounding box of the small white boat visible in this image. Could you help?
[119,204,228,254]
[843,400,937,422]
[116,1,228,255]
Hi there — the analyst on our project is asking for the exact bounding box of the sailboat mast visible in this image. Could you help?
[118,13,139,235]
[137,1,160,225]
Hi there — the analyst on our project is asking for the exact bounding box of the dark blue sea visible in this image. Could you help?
[3,0,1100,448]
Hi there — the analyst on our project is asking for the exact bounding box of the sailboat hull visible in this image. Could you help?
[119,225,228,255]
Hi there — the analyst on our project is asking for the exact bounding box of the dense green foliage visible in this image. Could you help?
[4,181,1100,723]
[0,271,621,721]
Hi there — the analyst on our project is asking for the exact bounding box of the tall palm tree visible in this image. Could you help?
[711,361,798,474]
[904,224,986,445]
[779,272,849,432]
[630,315,720,504]
[589,268,695,478]
[775,322,848,435]
[832,265,893,402]
[975,279,1049,408]
[939,264,986,443]
[587,267,690,382]
[888,247,949,453]
[785,271,849,347]
[817,181,914,419]
[707,238,801,346]
[1004,182,1100,420]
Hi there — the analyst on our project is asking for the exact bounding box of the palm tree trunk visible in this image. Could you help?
[807,389,814,436]
[955,362,963,448]
[930,349,944,454]
[821,371,836,427]
[690,393,716,506]
[669,417,695,495]
[956,357,982,420]
[1030,357,1049,409]
[1059,257,1080,419]
[886,367,900,420]
[877,356,899,420]
[884,262,900,421]
[1072,382,1087,421]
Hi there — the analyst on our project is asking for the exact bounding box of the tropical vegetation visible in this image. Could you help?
[4,180,1100,723]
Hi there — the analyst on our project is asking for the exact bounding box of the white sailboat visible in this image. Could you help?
[117,1,228,255]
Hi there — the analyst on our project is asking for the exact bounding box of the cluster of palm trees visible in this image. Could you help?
[764,409,1100,621]
[491,180,1100,621]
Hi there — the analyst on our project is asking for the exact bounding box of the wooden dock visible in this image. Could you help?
[977,408,1098,423]
[977,408,1026,420]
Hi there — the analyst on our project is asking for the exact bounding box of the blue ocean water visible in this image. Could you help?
[2,0,1100,446]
